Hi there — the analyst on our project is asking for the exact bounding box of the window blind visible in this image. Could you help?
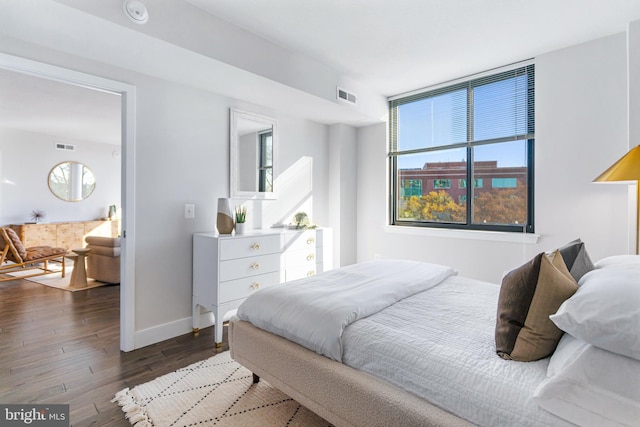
[389,64,534,154]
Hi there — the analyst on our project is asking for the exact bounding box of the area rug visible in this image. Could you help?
[113,351,331,426]
[5,265,110,292]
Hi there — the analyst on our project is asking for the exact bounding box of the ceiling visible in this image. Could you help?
[0,68,121,145]
[3,0,640,144]
[187,0,640,96]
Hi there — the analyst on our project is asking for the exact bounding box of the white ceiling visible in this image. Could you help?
[3,0,640,144]
[187,0,640,96]
[0,68,121,145]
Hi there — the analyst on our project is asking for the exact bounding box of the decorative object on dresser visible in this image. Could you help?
[0,227,67,282]
[293,211,310,229]
[216,198,234,234]
[29,209,46,223]
[192,228,332,347]
[234,205,247,235]
[108,205,117,220]
[9,220,119,252]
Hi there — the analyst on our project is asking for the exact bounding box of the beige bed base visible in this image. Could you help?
[229,319,471,427]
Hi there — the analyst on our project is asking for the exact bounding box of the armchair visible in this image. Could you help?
[0,227,67,281]
[85,236,120,284]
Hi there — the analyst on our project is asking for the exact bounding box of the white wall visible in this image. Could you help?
[356,33,630,283]
[329,123,358,267]
[535,33,628,257]
[0,128,121,225]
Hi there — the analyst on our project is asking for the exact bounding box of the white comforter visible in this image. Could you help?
[342,275,576,427]
[236,259,457,361]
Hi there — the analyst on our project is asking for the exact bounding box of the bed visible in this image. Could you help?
[229,251,640,427]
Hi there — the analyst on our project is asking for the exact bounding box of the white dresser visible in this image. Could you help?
[192,228,332,346]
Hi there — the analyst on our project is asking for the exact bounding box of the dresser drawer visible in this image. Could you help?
[285,263,324,282]
[219,253,281,282]
[282,230,322,252]
[219,271,281,303]
[220,235,281,260]
[285,247,323,267]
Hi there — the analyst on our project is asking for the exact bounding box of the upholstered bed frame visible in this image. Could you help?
[229,319,470,427]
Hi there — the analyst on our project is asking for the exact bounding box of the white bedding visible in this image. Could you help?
[236,259,456,361]
[342,275,575,427]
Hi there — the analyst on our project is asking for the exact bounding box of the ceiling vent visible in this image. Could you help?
[55,143,75,151]
[337,87,357,105]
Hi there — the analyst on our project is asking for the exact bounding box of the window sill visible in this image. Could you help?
[384,225,540,244]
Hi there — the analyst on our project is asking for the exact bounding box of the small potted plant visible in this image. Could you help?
[234,206,247,235]
[293,211,309,229]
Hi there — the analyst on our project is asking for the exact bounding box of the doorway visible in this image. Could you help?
[0,52,136,351]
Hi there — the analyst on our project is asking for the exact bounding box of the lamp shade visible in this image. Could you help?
[593,145,640,182]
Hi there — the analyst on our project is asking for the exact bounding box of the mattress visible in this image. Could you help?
[342,275,574,427]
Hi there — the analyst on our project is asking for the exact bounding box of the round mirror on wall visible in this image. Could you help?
[48,161,96,202]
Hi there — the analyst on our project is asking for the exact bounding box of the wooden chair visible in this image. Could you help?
[0,227,67,282]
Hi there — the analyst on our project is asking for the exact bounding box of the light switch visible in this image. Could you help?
[184,203,195,219]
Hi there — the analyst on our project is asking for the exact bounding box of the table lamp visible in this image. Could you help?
[593,145,640,254]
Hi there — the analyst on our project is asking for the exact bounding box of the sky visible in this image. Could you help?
[396,74,529,169]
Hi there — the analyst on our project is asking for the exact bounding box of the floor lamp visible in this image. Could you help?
[593,145,640,254]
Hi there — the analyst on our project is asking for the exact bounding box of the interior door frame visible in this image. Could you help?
[0,52,137,351]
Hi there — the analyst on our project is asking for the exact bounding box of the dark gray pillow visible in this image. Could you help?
[557,239,595,282]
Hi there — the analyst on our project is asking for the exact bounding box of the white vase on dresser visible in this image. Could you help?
[192,228,332,346]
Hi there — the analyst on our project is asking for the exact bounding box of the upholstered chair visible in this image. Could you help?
[85,236,120,284]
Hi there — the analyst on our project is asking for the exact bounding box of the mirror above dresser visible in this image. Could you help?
[230,108,278,199]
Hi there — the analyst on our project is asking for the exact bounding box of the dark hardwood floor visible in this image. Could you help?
[0,277,225,426]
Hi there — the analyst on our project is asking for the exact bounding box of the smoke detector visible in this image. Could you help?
[123,0,149,24]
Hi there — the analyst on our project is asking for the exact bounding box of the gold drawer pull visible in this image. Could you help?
[250,242,260,251]
[251,282,260,290]
[306,237,315,245]
[251,262,260,270]
[306,253,315,261]
[307,270,316,277]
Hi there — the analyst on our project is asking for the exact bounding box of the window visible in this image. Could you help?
[258,131,273,192]
[433,179,451,189]
[389,63,534,233]
[401,179,423,197]
[459,178,483,189]
[492,178,517,188]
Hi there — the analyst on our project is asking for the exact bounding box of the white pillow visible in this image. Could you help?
[595,254,640,269]
[533,334,640,427]
[550,268,640,360]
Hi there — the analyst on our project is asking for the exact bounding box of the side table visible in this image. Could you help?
[66,248,91,288]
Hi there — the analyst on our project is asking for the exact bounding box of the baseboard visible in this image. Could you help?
[133,309,242,350]
[134,312,214,349]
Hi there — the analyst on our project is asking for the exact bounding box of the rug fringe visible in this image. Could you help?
[112,387,152,427]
